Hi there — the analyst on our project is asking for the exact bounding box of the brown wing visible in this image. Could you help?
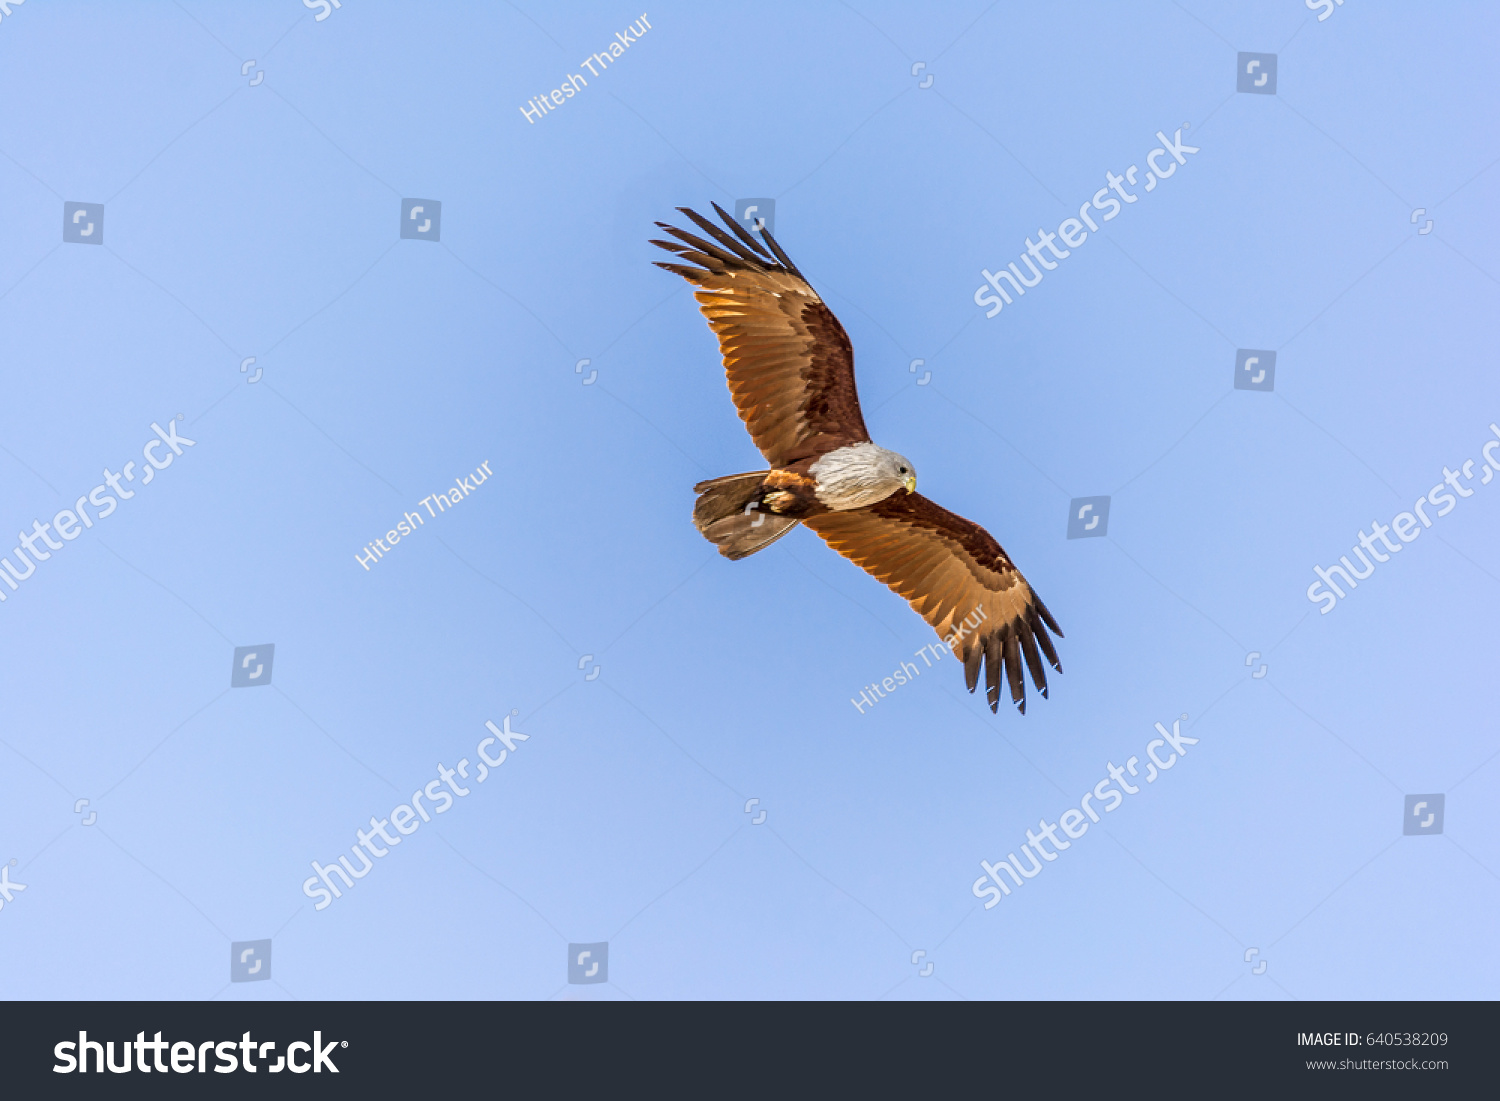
[804,492,1063,714]
[652,204,869,468]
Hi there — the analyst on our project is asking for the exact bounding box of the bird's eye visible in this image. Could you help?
[899,466,907,474]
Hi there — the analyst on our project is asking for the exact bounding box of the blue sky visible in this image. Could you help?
[1,0,1496,1000]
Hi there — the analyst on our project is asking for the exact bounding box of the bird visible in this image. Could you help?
[652,204,1062,714]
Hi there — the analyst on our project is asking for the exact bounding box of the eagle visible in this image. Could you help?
[653,204,1063,714]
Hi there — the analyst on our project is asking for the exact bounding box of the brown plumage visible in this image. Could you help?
[655,204,1063,714]
[653,205,867,467]
[805,494,1063,714]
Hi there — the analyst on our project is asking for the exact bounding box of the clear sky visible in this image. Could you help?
[1,0,1496,1000]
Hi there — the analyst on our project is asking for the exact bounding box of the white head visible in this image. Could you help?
[809,442,918,510]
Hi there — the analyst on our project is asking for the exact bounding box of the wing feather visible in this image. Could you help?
[804,492,1063,714]
[677,205,774,266]
[653,204,869,467]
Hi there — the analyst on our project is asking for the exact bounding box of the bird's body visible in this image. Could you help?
[654,204,1063,714]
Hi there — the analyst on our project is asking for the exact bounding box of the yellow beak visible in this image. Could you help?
[904,474,917,494]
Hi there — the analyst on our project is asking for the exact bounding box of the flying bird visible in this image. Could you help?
[653,204,1062,714]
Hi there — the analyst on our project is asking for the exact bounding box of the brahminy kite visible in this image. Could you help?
[653,204,1062,714]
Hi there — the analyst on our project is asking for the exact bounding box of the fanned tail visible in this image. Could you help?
[692,472,799,560]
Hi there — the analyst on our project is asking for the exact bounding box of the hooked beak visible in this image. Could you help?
[903,474,917,494]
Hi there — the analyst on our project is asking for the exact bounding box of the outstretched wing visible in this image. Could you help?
[652,203,869,468]
[804,492,1063,714]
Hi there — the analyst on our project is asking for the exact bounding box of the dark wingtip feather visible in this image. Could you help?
[984,634,1002,712]
[1033,594,1064,638]
[757,225,805,280]
[963,645,982,694]
[1032,613,1064,672]
[1003,633,1026,712]
[710,201,777,261]
[1018,623,1049,699]
[654,262,705,281]
[679,205,768,266]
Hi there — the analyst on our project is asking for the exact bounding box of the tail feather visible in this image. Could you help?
[693,472,799,559]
